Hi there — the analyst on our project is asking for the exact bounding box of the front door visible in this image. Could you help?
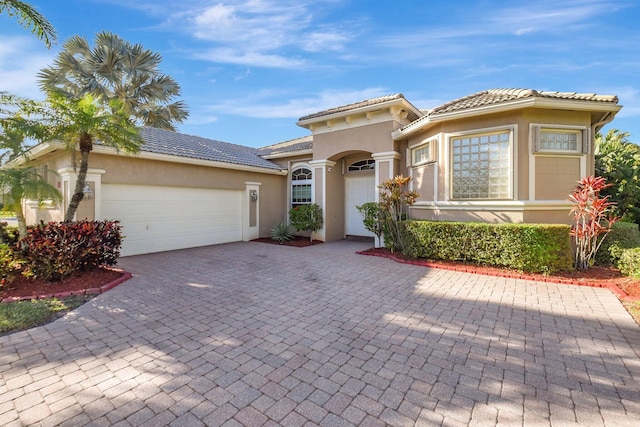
[345,175,376,236]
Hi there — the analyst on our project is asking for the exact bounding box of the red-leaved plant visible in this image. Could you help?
[569,176,618,270]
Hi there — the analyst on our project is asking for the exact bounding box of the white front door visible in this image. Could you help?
[345,175,376,237]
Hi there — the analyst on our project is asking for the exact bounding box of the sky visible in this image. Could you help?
[1,0,639,148]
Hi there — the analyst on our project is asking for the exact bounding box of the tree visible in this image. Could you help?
[289,203,323,242]
[0,0,56,47]
[569,176,618,270]
[595,129,640,223]
[378,175,419,252]
[37,32,189,221]
[41,93,142,222]
[357,202,385,248]
[0,124,60,238]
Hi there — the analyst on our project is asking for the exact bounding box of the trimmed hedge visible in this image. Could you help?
[401,220,573,274]
[618,248,640,278]
[594,221,640,265]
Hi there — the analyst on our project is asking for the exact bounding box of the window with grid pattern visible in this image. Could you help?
[451,130,511,200]
[539,130,579,151]
[413,142,432,165]
[291,167,312,207]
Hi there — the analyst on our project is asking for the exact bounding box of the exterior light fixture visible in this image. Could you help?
[250,190,258,202]
[82,182,93,199]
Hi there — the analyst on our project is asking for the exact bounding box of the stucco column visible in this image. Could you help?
[58,167,106,221]
[371,151,401,248]
[309,159,336,242]
[243,182,261,241]
[372,151,401,202]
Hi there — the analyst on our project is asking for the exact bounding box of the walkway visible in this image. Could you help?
[1,240,639,426]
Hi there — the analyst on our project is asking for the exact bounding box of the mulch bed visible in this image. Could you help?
[358,247,640,301]
[252,236,324,247]
[1,268,130,302]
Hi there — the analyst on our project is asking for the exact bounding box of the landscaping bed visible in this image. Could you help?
[252,236,323,247]
[1,268,127,302]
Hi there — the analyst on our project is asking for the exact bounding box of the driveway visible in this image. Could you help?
[1,240,639,426]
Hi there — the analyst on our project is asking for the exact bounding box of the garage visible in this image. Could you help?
[101,184,243,256]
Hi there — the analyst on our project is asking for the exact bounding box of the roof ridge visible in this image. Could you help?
[298,93,405,122]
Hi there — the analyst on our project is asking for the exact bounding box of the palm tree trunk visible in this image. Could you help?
[13,198,28,239]
[64,148,90,222]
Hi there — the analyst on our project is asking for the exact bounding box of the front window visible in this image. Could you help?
[539,129,580,152]
[451,130,511,200]
[291,167,312,207]
[413,142,432,165]
[348,159,375,172]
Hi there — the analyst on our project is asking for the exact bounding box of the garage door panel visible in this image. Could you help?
[102,184,243,256]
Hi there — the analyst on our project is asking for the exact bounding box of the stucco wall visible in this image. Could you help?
[312,121,397,161]
[27,150,288,239]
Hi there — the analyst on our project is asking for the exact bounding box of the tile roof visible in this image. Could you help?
[135,127,284,170]
[429,88,619,115]
[257,135,313,156]
[399,88,619,133]
[298,94,406,121]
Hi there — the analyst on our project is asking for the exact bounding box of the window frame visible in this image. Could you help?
[531,124,588,155]
[411,138,437,167]
[448,127,515,201]
[290,165,313,208]
[347,159,375,172]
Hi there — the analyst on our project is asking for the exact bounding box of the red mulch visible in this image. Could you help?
[358,247,640,300]
[1,268,128,302]
[252,236,324,247]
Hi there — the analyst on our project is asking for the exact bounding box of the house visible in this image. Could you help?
[20,88,621,256]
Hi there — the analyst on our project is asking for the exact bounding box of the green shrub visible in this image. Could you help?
[270,222,296,244]
[401,220,572,274]
[594,222,640,265]
[618,247,640,278]
[18,220,122,281]
[289,204,323,241]
[0,243,23,278]
[0,222,19,246]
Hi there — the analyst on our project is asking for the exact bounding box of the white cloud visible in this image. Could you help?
[162,0,354,68]
[0,36,53,99]
[205,87,390,119]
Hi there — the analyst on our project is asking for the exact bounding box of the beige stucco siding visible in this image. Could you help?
[412,163,436,202]
[325,166,345,241]
[534,156,581,200]
[312,121,397,160]
[26,151,287,239]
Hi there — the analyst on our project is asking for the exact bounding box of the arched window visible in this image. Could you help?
[291,167,312,207]
[347,159,375,172]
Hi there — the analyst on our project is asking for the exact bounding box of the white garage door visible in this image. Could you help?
[102,184,243,256]
[345,175,376,237]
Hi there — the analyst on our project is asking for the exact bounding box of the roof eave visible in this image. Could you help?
[297,98,422,128]
[4,141,66,167]
[393,98,622,140]
[261,149,314,160]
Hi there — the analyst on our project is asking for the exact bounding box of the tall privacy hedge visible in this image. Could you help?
[400,220,572,274]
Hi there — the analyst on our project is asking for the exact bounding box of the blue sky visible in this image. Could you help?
[1,0,639,147]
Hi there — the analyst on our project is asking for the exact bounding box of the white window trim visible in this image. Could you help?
[410,137,438,167]
[346,158,376,173]
[530,124,589,155]
[445,125,517,202]
[290,163,313,207]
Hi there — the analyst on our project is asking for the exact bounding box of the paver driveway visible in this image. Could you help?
[1,240,640,426]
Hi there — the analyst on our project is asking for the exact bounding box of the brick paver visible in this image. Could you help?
[1,240,640,426]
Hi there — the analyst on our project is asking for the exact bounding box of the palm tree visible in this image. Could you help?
[0,126,60,238]
[41,93,142,222]
[38,31,188,130]
[0,0,56,47]
[37,32,188,220]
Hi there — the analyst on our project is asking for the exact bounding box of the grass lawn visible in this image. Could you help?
[0,296,91,335]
